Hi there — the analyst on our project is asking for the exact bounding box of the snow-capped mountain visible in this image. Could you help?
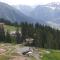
[46,2,60,7]
[0,2,60,29]
[15,2,60,29]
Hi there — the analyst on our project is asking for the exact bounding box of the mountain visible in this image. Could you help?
[46,2,60,8]
[0,2,60,28]
[15,5,33,16]
[0,2,39,23]
[15,2,60,29]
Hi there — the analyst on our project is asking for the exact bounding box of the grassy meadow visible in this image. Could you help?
[40,49,60,60]
[4,25,17,31]
[0,24,60,60]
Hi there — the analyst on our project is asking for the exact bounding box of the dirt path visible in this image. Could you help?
[0,44,41,60]
[16,46,41,60]
[10,56,27,60]
[33,49,40,60]
[10,45,31,60]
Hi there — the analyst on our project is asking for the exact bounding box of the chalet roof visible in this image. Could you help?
[26,38,34,41]
[10,31,21,35]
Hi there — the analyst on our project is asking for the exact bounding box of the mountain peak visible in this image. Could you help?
[46,2,60,7]
[0,2,9,5]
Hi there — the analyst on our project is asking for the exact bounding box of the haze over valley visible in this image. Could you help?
[0,2,60,29]
[0,1,60,60]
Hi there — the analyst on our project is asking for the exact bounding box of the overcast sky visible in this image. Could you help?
[0,0,60,6]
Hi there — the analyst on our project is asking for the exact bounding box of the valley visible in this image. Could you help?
[0,1,60,60]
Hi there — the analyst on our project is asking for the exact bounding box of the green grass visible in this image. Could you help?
[4,25,17,31]
[42,50,60,60]
[0,55,10,60]
[4,25,21,32]
[0,44,16,60]
[30,56,36,60]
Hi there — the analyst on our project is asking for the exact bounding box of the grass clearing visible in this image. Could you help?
[30,56,36,60]
[4,25,17,31]
[0,55,10,60]
[42,49,60,60]
[1,43,60,60]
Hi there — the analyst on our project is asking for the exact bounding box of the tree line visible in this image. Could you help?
[0,18,60,50]
[21,22,60,50]
[0,24,21,44]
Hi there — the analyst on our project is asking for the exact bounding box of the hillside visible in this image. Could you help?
[0,43,60,60]
[4,25,17,31]
[15,2,60,29]
[0,2,36,23]
[39,49,60,60]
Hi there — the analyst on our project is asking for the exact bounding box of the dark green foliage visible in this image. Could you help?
[0,20,60,50]
[5,30,11,43]
[21,22,60,49]
[0,18,12,25]
[0,24,5,42]
[15,27,21,44]
[21,22,34,42]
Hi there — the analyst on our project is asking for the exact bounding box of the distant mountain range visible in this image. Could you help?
[0,2,39,24]
[0,2,60,29]
[15,2,60,29]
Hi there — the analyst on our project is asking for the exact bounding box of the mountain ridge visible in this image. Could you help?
[14,2,60,29]
[0,2,41,24]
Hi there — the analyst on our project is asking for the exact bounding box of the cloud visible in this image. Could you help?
[47,21,60,29]
[0,0,60,6]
